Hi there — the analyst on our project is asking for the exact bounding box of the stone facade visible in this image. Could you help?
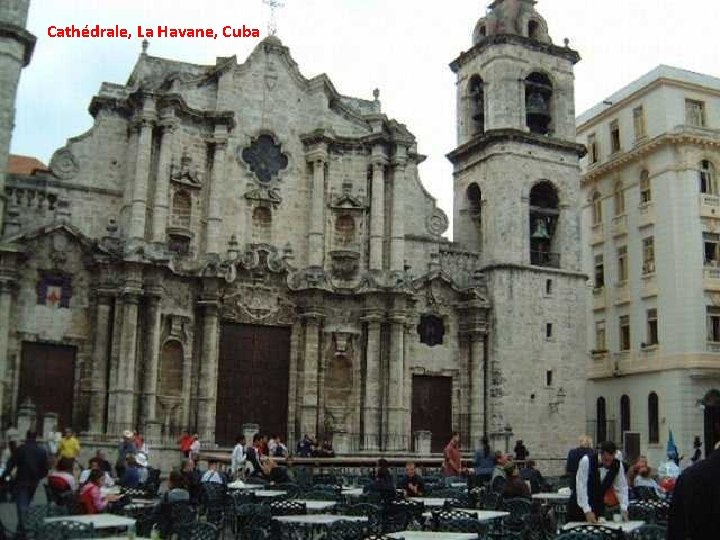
[578,65,720,463]
[0,0,586,458]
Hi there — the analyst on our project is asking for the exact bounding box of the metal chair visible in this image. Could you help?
[326,520,369,540]
[268,500,307,516]
[499,497,534,534]
[36,520,94,539]
[629,524,667,540]
[631,486,660,502]
[563,523,627,540]
[303,489,338,501]
[555,533,603,540]
[232,503,271,540]
[312,474,339,486]
[177,522,222,540]
[335,503,382,534]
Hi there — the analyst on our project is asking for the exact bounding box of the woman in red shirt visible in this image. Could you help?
[443,431,463,477]
[80,470,119,514]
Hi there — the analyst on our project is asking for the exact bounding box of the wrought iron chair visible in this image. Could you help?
[268,499,307,516]
[177,522,222,540]
[630,486,660,502]
[312,474,339,486]
[335,503,383,534]
[429,509,476,531]
[36,520,94,539]
[326,519,370,540]
[499,496,534,534]
[21,504,50,538]
[563,523,627,540]
[629,524,667,540]
[232,503,271,540]
[555,533,604,540]
[302,489,338,501]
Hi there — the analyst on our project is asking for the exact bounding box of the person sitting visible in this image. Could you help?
[491,451,508,486]
[246,433,270,478]
[503,461,530,498]
[180,459,201,504]
[316,439,335,458]
[116,431,138,478]
[266,459,291,484]
[94,450,113,475]
[366,458,396,503]
[520,460,546,494]
[271,435,289,458]
[79,469,120,514]
[626,455,648,487]
[48,457,77,493]
[135,452,149,484]
[398,462,425,497]
[296,434,315,457]
[162,470,191,503]
[118,455,141,488]
[200,459,225,484]
[634,466,664,498]
[79,457,114,487]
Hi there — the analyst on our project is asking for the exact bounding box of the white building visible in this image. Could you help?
[578,65,720,465]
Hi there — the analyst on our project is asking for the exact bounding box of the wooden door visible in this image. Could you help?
[411,375,453,453]
[216,324,290,446]
[18,342,76,431]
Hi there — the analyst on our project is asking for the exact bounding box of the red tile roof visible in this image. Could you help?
[8,154,49,175]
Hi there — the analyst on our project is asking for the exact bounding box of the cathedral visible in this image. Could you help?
[0,0,587,457]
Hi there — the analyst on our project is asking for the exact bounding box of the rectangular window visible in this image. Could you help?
[592,192,603,225]
[546,323,553,338]
[588,134,599,164]
[640,171,651,203]
[546,370,553,386]
[614,182,625,216]
[704,233,719,265]
[646,309,659,345]
[707,307,720,342]
[595,320,606,351]
[594,254,605,288]
[642,236,655,274]
[700,160,715,195]
[610,120,621,153]
[686,99,706,127]
[617,246,628,283]
[619,315,631,351]
[633,106,646,140]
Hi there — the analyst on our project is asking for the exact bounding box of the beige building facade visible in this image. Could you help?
[579,65,720,464]
[1,0,586,457]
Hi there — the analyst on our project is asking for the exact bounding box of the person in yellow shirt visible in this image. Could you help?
[57,428,81,465]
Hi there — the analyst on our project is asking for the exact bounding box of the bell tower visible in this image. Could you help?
[448,0,587,455]
[0,0,35,224]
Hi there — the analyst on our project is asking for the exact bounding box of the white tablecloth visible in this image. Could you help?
[387,532,478,540]
[341,487,364,497]
[408,497,449,507]
[532,493,570,501]
[273,514,368,525]
[254,489,288,498]
[45,514,136,530]
[563,520,645,532]
[227,481,263,490]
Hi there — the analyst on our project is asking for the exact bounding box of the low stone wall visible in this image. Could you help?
[74,440,186,475]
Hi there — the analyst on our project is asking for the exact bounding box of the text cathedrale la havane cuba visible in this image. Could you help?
[47,25,261,39]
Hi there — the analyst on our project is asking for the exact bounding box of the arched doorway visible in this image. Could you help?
[702,389,720,457]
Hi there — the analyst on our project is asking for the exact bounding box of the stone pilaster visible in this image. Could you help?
[205,126,228,256]
[0,262,17,424]
[469,333,486,447]
[369,148,388,271]
[387,310,407,450]
[362,312,382,450]
[197,292,220,443]
[300,312,323,437]
[88,291,113,434]
[150,117,176,243]
[140,288,163,428]
[111,288,141,434]
[129,99,156,240]
[390,149,407,272]
[307,146,328,267]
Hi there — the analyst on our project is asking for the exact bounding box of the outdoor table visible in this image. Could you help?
[563,520,645,533]
[341,487,364,497]
[227,480,264,490]
[408,497,450,507]
[295,500,337,512]
[532,492,570,501]
[101,486,122,497]
[449,482,467,489]
[422,509,510,522]
[253,489,288,498]
[45,514,136,532]
[387,532,478,540]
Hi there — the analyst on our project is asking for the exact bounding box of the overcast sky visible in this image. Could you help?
[10,0,719,236]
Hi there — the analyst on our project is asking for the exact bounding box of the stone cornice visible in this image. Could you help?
[450,33,580,73]
[0,22,36,66]
[481,262,587,280]
[447,129,586,165]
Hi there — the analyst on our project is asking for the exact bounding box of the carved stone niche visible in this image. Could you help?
[329,250,360,280]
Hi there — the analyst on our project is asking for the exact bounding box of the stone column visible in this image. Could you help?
[362,313,382,451]
[88,292,113,434]
[205,126,228,256]
[300,312,323,437]
[150,117,176,244]
[140,289,163,429]
[369,149,388,271]
[113,289,141,433]
[307,146,328,267]
[469,333,486,447]
[0,266,17,421]
[197,296,220,444]
[129,100,156,240]
[387,310,406,450]
[390,150,407,272]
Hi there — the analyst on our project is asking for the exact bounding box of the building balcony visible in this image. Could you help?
[590,223,604,245]
[530,250,560,268]
[612,214,628,236]
[700,194,720,218]
[638,202,655,228]
[641,271,658,298]
[707,342,720,353]
[592,287,606,311]
[704,265,720,290]
[614,282,631,305]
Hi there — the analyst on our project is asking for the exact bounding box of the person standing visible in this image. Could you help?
[513,440,529,464]
[4,431,49,535]
[570,440,629,523]
[442,432,463,477]
[668,446,720,539]
[231,435,246,479]
[116,431,137,478]
[691,436,703,464]
[57,428,80,467]
[179,430,193,458]
[474,436,494,483]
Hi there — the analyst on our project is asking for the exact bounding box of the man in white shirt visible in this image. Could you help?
[231,435,246,479]
[573,440,629,523]
[201,459,225,484]
[79,457,114,487]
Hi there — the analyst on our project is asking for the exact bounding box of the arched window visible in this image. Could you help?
[640,170,651,203]
[700,160,716,195]
[158,341,184,397]
[614,181,625,216]
[469,75,485,134]
[648,392,660,444]
[620,394,631,441]
[172,190,191,228]
[528,20,540,40]
[335,214,355,245]
[525,72,553,135]
[597,397,607,444]
[529,181,560,267]
[252,206,272,244]
[592,191,603,225]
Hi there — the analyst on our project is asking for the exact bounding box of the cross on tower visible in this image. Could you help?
[263,0,285,36]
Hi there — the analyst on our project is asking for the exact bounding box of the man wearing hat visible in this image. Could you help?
[116,430,138,478]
